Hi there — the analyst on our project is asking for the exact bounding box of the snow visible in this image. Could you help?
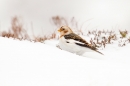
[1,0,130,85]
[0,37,130,86]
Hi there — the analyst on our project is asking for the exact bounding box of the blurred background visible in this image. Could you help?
[0,0,130,37]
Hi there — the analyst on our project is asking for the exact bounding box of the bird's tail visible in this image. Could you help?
[95,50,104,55]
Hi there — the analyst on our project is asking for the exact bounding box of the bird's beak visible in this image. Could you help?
[58,29,61,32]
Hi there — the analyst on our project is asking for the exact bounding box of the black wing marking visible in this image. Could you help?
[64,33,89,44]
[64,33,94,49]
[75,43,97,50]
[75,43,103,55]
[64,33,104,55]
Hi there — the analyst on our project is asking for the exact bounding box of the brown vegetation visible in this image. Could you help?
[0,16,56,42]
[0,16,130,48]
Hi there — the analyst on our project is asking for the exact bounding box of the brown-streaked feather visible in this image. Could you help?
[75,42,103,55]
[64,33,104,55]
[64,33,89,44]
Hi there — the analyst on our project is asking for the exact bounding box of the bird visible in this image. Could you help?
[57,26,103,55]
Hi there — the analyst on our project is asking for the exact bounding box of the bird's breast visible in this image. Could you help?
[58,37,84,53]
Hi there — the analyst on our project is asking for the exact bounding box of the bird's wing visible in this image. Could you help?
[64,33,103,55]
[64,33,96,49]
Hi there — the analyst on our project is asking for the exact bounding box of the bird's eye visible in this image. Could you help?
[62,28,65,30]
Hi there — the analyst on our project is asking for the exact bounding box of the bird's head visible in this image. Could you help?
[58,26,73,37]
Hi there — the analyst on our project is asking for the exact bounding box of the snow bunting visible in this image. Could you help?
[58,26,103,55]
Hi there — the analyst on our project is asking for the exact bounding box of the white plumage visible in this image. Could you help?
[57,26,103,55]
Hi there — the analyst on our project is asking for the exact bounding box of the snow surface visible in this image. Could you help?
[0,37,130,86]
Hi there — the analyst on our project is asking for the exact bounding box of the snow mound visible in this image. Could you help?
[0,37,130,86]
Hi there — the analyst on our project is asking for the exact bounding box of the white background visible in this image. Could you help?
[0,0,130,35]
